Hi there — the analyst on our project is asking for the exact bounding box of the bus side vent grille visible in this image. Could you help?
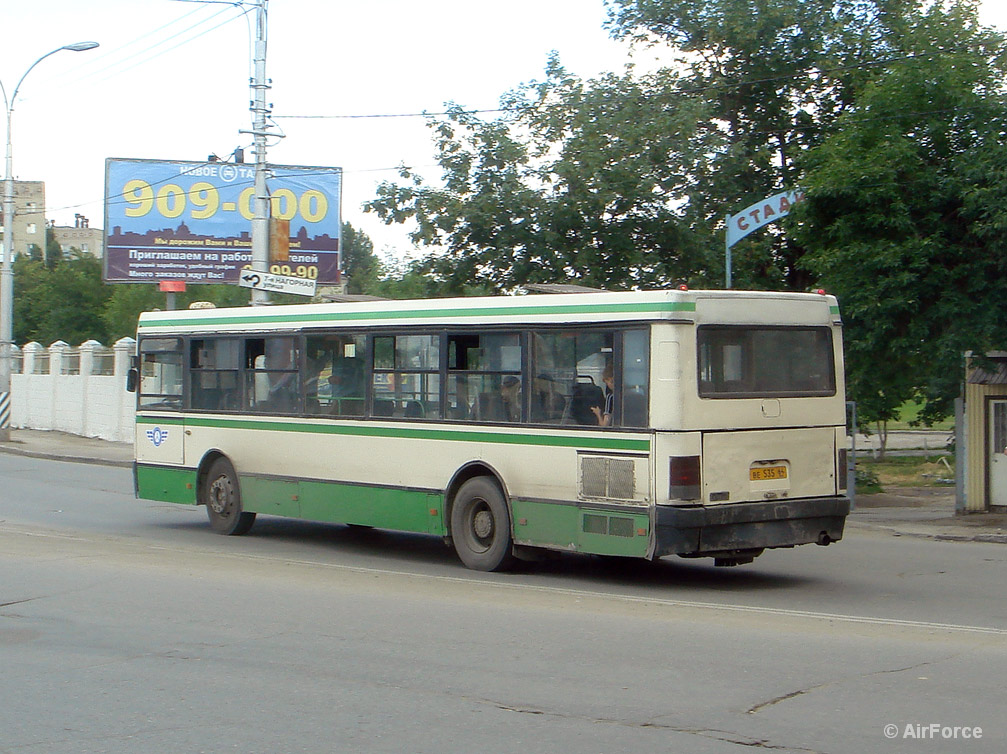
[581,457,609,498]
[580,456,636,500]
[608,516,634,538]
[582,513,634,538]
[583,514,608,535]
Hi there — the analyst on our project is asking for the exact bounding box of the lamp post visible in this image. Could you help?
[0,41,99,442]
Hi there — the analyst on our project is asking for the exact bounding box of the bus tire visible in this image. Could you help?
[203,457,256,536]
[450,477,515,572]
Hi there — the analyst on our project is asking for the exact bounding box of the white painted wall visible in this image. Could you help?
[10,338,135,442]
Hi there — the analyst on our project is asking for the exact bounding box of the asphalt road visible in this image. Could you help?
[2,454,1005,754]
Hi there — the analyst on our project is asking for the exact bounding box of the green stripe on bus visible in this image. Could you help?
[138,300,697,329]
[135,414,651,451]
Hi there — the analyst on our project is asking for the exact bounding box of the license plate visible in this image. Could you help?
[750,465,788,481]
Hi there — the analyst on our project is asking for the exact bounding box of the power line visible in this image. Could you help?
[273,51,983,123]
[276,107,521,121]
[46,3,248,91]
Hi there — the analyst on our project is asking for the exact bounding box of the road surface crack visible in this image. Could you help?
[746,654,962,715]
[482,698,825,752]
[0,598,40,608]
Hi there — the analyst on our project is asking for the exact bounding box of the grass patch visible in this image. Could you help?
[883,399,955,431]
[856,454,955,492]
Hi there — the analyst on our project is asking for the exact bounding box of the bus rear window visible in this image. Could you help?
[698,326,835,398]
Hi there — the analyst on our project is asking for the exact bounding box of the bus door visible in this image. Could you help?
[136,336,186,467]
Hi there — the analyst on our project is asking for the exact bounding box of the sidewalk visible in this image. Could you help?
[850,487,1007,544]
[0,428,133,467]
[1,428,1004,544]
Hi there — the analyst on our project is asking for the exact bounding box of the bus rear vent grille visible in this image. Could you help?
[580,456,636,500]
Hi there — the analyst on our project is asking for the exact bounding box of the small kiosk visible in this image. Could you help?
[964,352,1007,512]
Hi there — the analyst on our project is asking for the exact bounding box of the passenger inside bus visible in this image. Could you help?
[476,375,521,422]
[328,361,365,415]
[531,373,566,423]
[569,376,605,425]
[590,362,615,427]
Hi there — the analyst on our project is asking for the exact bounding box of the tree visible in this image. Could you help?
[368,1,928,293]
[13,252,111,346]
[45,225,63,269]
[340,222,380,294]
[102,283,251,342]
[793,1,1007,427]
[367,65,719,293]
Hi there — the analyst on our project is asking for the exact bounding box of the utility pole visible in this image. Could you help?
[244,0,272,306]
[0,41,99,442]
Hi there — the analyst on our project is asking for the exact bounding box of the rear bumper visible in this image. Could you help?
[654,496,850,557]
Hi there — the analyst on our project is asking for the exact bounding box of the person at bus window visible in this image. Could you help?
[532,373,565,422]
[258,343,299,412]
[500,375,521,422]
[267,370,299,412]
[303,349,329,406]
[591,362,615,427]
[478,375,521,422]
[328,360,365,415]
[302,359,327,413]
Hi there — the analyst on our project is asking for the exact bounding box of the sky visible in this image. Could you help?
[3,0,1007,263]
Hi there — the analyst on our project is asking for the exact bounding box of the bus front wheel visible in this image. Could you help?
[450,477,515,572]
[203,458,256,536]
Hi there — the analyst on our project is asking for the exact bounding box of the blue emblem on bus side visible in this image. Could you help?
[146,427,169,447]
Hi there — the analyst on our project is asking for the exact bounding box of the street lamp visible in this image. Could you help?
[0,41,99,442]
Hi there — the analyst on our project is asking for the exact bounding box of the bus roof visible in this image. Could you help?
[136,289,841,335]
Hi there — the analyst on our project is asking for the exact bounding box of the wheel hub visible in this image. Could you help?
[472,509,494,540]
[208,477,231,515]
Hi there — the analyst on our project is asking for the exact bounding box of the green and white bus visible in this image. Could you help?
[131,289,850,571]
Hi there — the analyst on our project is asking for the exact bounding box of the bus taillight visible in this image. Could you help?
[670,456,701,501]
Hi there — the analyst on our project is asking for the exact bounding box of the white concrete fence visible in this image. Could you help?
[9,338,136,443]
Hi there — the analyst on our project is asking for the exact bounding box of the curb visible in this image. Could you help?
[847,519,1007,545]
[0,443,133,468]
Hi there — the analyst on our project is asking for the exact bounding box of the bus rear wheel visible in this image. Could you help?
[450,477,515,572]
[203,458,256,536]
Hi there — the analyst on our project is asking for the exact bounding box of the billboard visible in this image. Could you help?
[104,158,342,285]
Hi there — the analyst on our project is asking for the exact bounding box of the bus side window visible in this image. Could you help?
[372,334,440,420]
[244,336,299,414]
[447,332,521,423]
[620,330,649,428]
[532,330,613,426]
[190,338,240,411]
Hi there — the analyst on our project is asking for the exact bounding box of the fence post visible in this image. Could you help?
[113,337,135,376]
[22,341,40,375]
[79,339,101,377]
[49,341,68,375]
[79,340,105,437]
[114,337,137,443]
